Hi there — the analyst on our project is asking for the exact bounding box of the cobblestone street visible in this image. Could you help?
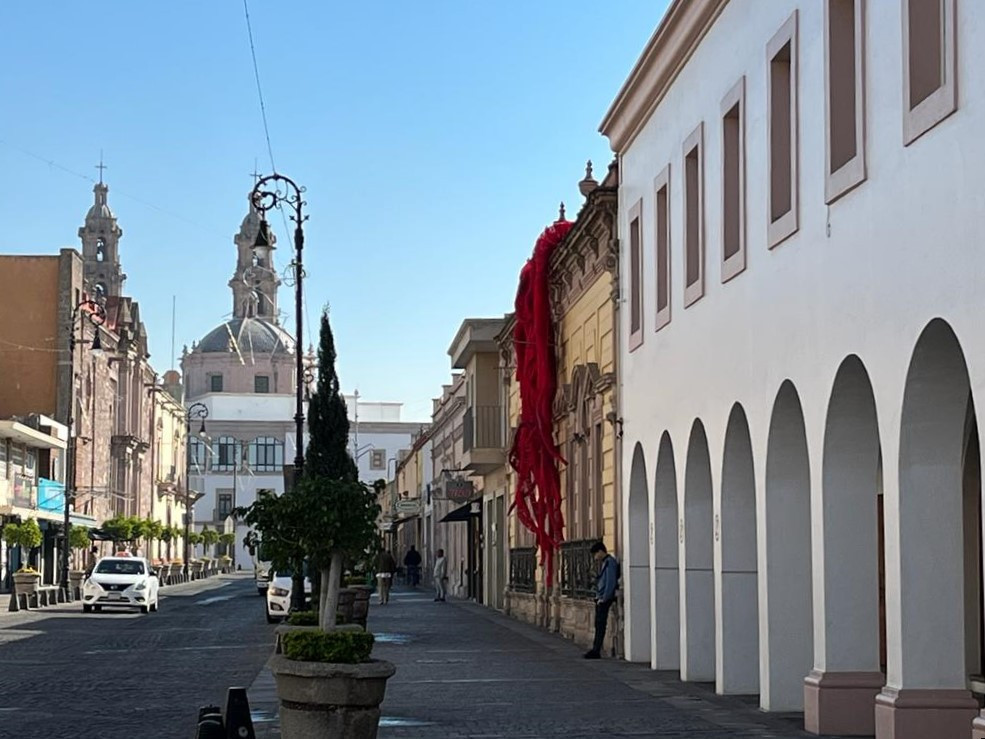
[250,588,834,738]
[0,574,272,739]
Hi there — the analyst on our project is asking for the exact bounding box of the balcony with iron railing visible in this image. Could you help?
[560,539,598,600]
[462,405,505,473]
[509,547,536,594]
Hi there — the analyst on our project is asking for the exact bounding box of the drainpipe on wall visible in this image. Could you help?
[611,237,625,661]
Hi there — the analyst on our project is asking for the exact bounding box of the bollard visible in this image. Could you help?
[196,705,225,739]
[224,687,256,739]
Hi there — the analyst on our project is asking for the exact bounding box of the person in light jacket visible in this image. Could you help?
[584,541,620,659]
[433,548,448,602]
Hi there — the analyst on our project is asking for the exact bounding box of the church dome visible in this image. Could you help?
[195,317,294,355]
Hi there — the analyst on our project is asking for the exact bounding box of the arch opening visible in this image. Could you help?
[653,432,681,670]
[718,404,758,695]
[682,420,715,682]
[626,442,652,663]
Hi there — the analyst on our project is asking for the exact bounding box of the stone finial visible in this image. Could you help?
[558,202,566,221]
[579,160,599,197]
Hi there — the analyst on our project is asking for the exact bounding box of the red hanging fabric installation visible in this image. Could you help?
[509,214,572,587]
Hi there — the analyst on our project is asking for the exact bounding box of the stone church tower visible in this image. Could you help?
[78,178,125,300]
[229,200,280,321]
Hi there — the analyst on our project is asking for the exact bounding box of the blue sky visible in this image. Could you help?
[0,1,666,421]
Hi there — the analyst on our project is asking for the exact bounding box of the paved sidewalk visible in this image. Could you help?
[249,588,833,738]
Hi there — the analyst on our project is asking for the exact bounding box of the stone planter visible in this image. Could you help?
[191,561,204,579]
[220,557,232,574]
[69,570,86,600]
[269,654,395,739]
[13,572,40,595]
[351,586,372,627]
[337,588,356,624]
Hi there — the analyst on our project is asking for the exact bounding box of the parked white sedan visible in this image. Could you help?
[82,555,160,614]
[265,570,311,623]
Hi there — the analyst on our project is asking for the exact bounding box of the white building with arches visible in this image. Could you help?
[602,1,985,737]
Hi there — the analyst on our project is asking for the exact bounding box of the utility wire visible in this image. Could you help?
[243,0,276,174]
[242,0,305,342]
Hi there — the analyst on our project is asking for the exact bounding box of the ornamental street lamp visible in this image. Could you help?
[184,401,209,579]
[63,298,106,596]
[250,174,307,479]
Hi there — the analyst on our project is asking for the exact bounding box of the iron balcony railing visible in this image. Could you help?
[509,547,536,593]
[560,539,598,600]
[463,405,504,452]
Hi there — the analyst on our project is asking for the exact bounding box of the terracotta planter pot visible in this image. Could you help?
[269,654,395,739]
[13,572,40,595]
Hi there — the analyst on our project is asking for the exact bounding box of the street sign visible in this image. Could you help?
[444,478,474,502]
[396,499,420,515]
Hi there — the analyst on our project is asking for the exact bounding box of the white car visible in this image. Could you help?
[265,570,311,623]
[82,555,160,614]
[255,561,272,596]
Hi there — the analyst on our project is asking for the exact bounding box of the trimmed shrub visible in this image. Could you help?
[286,610,319,626]
[281,630,375,664]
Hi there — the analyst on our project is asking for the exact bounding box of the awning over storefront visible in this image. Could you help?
[70,514,98,528]
[0,421,66,450]
[439,502,480,523]
[378,514,419,533]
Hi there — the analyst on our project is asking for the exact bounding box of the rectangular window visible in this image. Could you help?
[210,374,223,393]
[768,12,799,248]
[593,423,604,539]
[825,0,866,202]
[370,449,386,470]
[254,375,270,394]
[903,0,956,144]
[721,78,746,282]
[217,492,233,519]
[627,200,644,351]
[683,123,704,306]
[653,165,671,331]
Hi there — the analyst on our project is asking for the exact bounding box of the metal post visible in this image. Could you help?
[63,300,105,595]
[185,402,208,579]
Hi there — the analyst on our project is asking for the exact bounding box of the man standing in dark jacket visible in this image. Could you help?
[404,546,422,587]
[584,541,620,659]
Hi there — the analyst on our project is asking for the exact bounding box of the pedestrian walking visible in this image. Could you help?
[376,549,397,605]
[433,548,448,602]
[584,541,620,659]
[404,545,422,587]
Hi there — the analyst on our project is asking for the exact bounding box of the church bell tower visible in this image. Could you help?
[78,166,125,301]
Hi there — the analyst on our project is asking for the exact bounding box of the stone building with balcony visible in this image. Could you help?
[501,162,622,654]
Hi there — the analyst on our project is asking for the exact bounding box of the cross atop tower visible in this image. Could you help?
[250,159,262,185]
[95,151,107,184]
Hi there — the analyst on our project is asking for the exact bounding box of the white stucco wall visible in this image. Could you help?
[615,0,985,717]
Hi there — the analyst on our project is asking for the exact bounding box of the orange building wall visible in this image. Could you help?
[0,256,61,417]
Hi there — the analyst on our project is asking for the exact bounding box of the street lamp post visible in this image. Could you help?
[184,402,209,579]
[63,299,106,596]
[249,174,307,478]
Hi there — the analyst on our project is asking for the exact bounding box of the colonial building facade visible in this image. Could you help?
[181,198,298,568]
[603,1,985,737]
[502,164,621,653]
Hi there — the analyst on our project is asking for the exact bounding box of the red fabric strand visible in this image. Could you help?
[509,217,572,587]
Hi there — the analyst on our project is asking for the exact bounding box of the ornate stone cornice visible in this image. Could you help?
[550,187,618,317]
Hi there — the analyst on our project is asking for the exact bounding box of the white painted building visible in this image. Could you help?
[602,1,985,737]
[345,393,422,485]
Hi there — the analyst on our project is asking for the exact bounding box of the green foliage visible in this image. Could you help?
[144,519,164,541]
[238,490,307,577]
[69,526,91,551]
[219,533,236,546]
[7,519,43,551]
[286,610,319,626]
[304,309,358,482]
[186,531,203,546]
[201,527,220,546]
[293,476,380,573]
[102,516,135,544]
[160,527,174,543]
[281,630,374,664]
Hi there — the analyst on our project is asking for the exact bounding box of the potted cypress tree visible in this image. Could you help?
[246,308,394,738]
[5,519,42,595]
[68,526,91,597]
